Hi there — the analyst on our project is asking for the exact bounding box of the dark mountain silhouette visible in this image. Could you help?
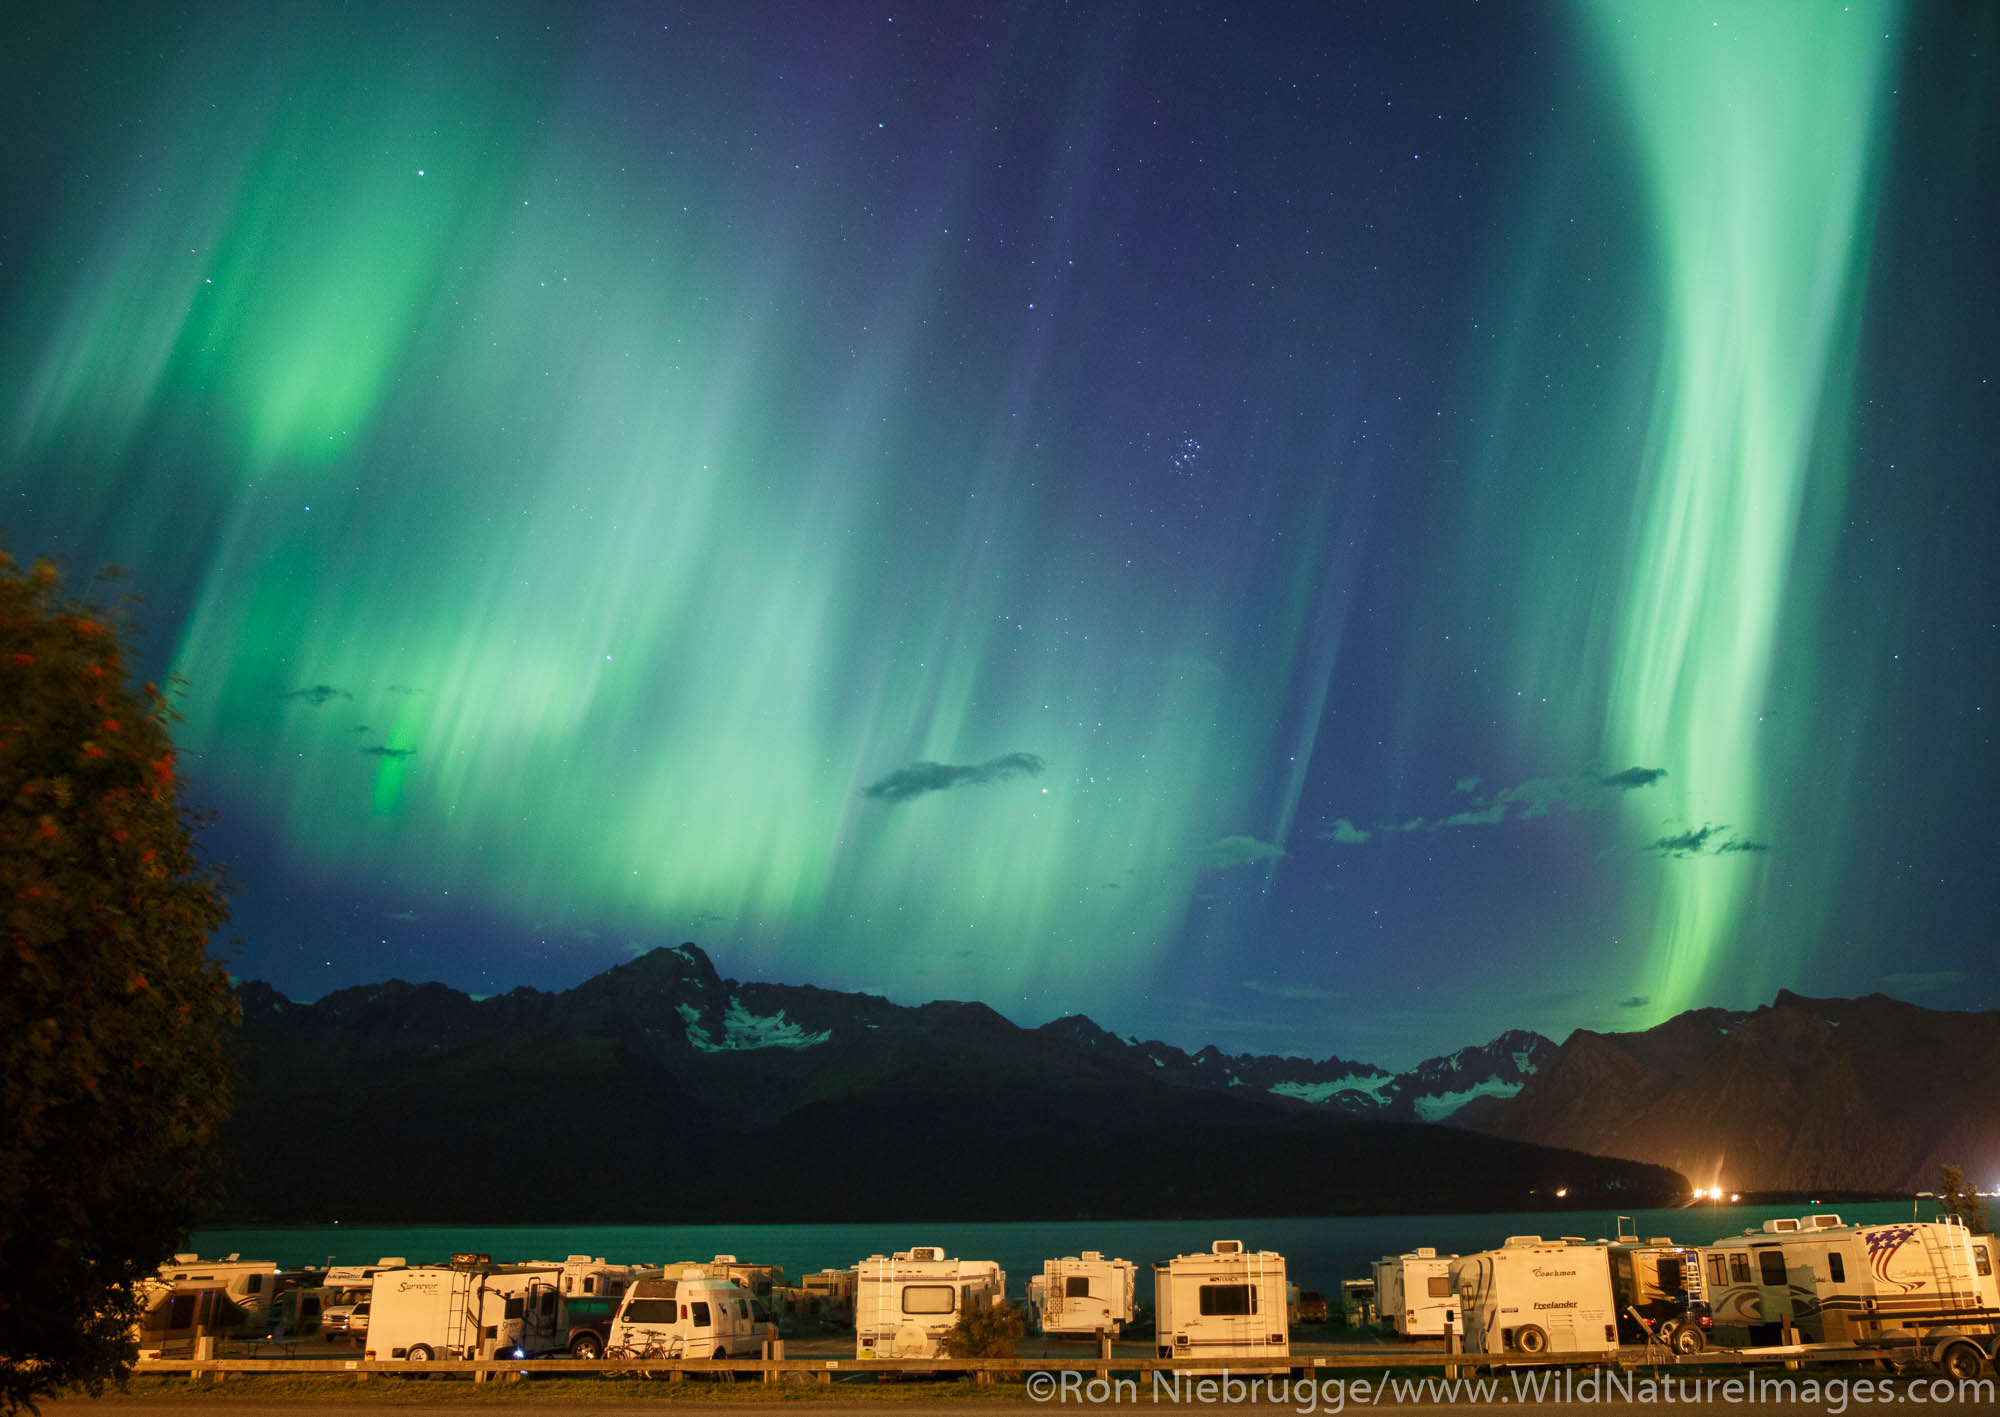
[1452,991,2000,1192]
[215,945,1678,1223]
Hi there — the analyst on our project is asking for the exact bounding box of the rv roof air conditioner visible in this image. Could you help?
[905,1247,945,1262]
[1504,1236,1543,1247]
[1413,1247,1437,1258]
[1809,1215,1843,1229]
[1764,1219,1803,1234]
[1212,1241,1244,1255]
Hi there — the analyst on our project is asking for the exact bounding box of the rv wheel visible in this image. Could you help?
[1939,1342,1986,1381]
[1671,1324,1704,1355]
[714,1346,727,1361]
[407,1344,434,1363]
[1513,1325,1549,1355]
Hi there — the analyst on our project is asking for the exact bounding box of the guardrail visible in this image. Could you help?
[133,1343,1903,1386]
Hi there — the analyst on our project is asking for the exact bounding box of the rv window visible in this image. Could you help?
[504,1296,525,1320]
[1977,1246,1992,1278]
[1656,1258,1683,1292]
[620,1299,677,1325]
[1707,1256,1726,1288]
[540,1291,557,1315]
[1198,1285,1257,1317]
[690,1303,712,1327]
[1066,1277,1093,1299]
[1828,1252,1846,1283]
[247,1275,263,1294]
[583,1277,595,1295]
[902,1285,956,1315]
[1426,1277,1450,1298]
[1728,1254,1751,1284]
[736,1300,749,1319]
[168,1294,198,1329]
[1757,1251,1786,1287]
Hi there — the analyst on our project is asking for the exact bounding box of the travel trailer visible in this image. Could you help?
[854,1247,1007,1360]
[1449,1236,1619,1359]
[1027,1252,1137,1336]
[1699,1215,1998,1376]
[365,1257,562,1361]
[606,1269,769,1359]
[1371,1248,1463,1338]
[786,1267,857,1325]
[1153,1240,1290,1363]
[153,1254,281,1325]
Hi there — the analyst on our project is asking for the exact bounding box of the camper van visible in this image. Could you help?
[1153,1241,1290,1363]
[1449,1236,1619,1359]
[1699,1215,1998,1376]
[854,1248,1007,1360]
[1028,1252,1137,1336]
[366,1257,562,1361]
[1371,1248,1463,1338]
[606,1269,769,1359]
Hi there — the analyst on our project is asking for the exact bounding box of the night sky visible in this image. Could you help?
[5,1,1994,1068]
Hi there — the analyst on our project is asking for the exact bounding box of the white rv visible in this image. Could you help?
[606,1270,768,1359]
[1153,1240,1290,1363]
[854,1247,1007,1359]
[1449,1236,1619,1359]
[365,1257,562,1362]
[1028,1252,1137,1336]
[1371,1248,1463,1338]
[1699,1215,1998,1376]
[154,1253,281,1324]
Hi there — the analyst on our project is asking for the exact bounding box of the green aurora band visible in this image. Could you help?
[1576,0,1902,1016]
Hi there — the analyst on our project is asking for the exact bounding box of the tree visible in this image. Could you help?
[1,552,236,1414]
[1938,1164,1989,1235]
[943,1300,1026,1359]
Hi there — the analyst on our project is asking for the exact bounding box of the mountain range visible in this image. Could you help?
[216,946,1994,1221]
[216,944,1673,1223]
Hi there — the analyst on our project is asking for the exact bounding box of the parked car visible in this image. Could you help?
[564,1295,619,1359]
[323,1300,369,1341]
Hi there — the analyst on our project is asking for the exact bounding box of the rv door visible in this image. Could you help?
[1751,1247,1791,1342]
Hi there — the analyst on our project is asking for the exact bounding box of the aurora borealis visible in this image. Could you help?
[4,1,1993,1065]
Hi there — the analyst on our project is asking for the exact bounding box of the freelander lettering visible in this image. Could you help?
[1533,1300,1579,1310]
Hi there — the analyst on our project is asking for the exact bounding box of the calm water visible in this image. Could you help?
[198,1201,1925,1303]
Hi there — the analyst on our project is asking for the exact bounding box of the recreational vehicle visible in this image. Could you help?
[1153,1240,1290,1363]
[1028,1252,1137,1336]
[154,1254,281,1325]
[606,1270,769,1359]
[365,1257,562,1362]
[1449,1236,1619,1359]
[1606,1224,1705,1352]
[790,1267,857,1325]
[854,1247,1007,1360]
[550,1255,660,1299]
[1371,1248,1463,1338]
[1699,1215,1998,1376]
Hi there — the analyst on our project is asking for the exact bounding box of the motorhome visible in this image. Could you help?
[788,1267,857,1325]
[1449,1236,1619,1358]
[608,1270,770,1358]
[153,1254,281,1325]
[1153,1240,1290,1363]
[854,1247,1007,1360]
[1371,1248,1463,1338]
[1340,1277,1378,1329]
[1027,1252,1137,1336]
[550,1255,660,1300]
[1699,1215,1998,1376]
[365,1257,562,1362]
[134,1286,231,1358]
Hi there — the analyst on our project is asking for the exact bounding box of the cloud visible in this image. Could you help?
[1369,764,1671,836]
[284,684,351,706]
[1318,817,1372,845]
[1190,835,1285,870]
[1881,970,1968,995]
[362,745,417,760]
[1243,979,1342,1001]
[862,751,1046,803]
[1646,824,1770,859]
[1598,766,1668,790]
[1618,995,1651,1009]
